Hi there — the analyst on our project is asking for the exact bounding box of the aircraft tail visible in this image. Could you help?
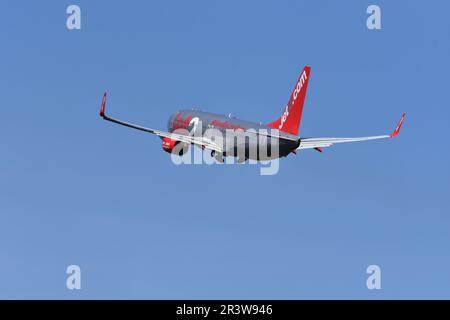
[268,66,311,136]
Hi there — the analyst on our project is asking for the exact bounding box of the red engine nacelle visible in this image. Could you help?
[162,137,189,155]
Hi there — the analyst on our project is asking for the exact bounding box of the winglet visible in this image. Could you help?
[99,92,107,118]
[390,112,406,137]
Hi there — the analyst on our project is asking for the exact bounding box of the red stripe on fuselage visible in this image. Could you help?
[210,120,246,131]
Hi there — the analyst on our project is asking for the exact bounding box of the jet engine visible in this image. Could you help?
[162,137,189,156]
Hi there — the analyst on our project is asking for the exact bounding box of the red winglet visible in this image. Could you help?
[390,112,406,137]
[99,92,107,117]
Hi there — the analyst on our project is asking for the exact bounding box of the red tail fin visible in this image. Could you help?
[268,66,311,135]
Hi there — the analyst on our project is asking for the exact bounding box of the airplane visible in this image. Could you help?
[99,66,405,162]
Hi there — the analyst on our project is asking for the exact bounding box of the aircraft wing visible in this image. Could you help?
[298,113,405,151]
[99,93,224,153]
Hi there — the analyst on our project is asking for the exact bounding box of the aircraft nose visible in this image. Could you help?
[167,113,175,131]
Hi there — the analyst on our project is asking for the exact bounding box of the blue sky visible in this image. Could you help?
[0,0,449,299]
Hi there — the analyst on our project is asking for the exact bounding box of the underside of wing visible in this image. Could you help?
[298,135,390,149]
[298,113,406,150]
